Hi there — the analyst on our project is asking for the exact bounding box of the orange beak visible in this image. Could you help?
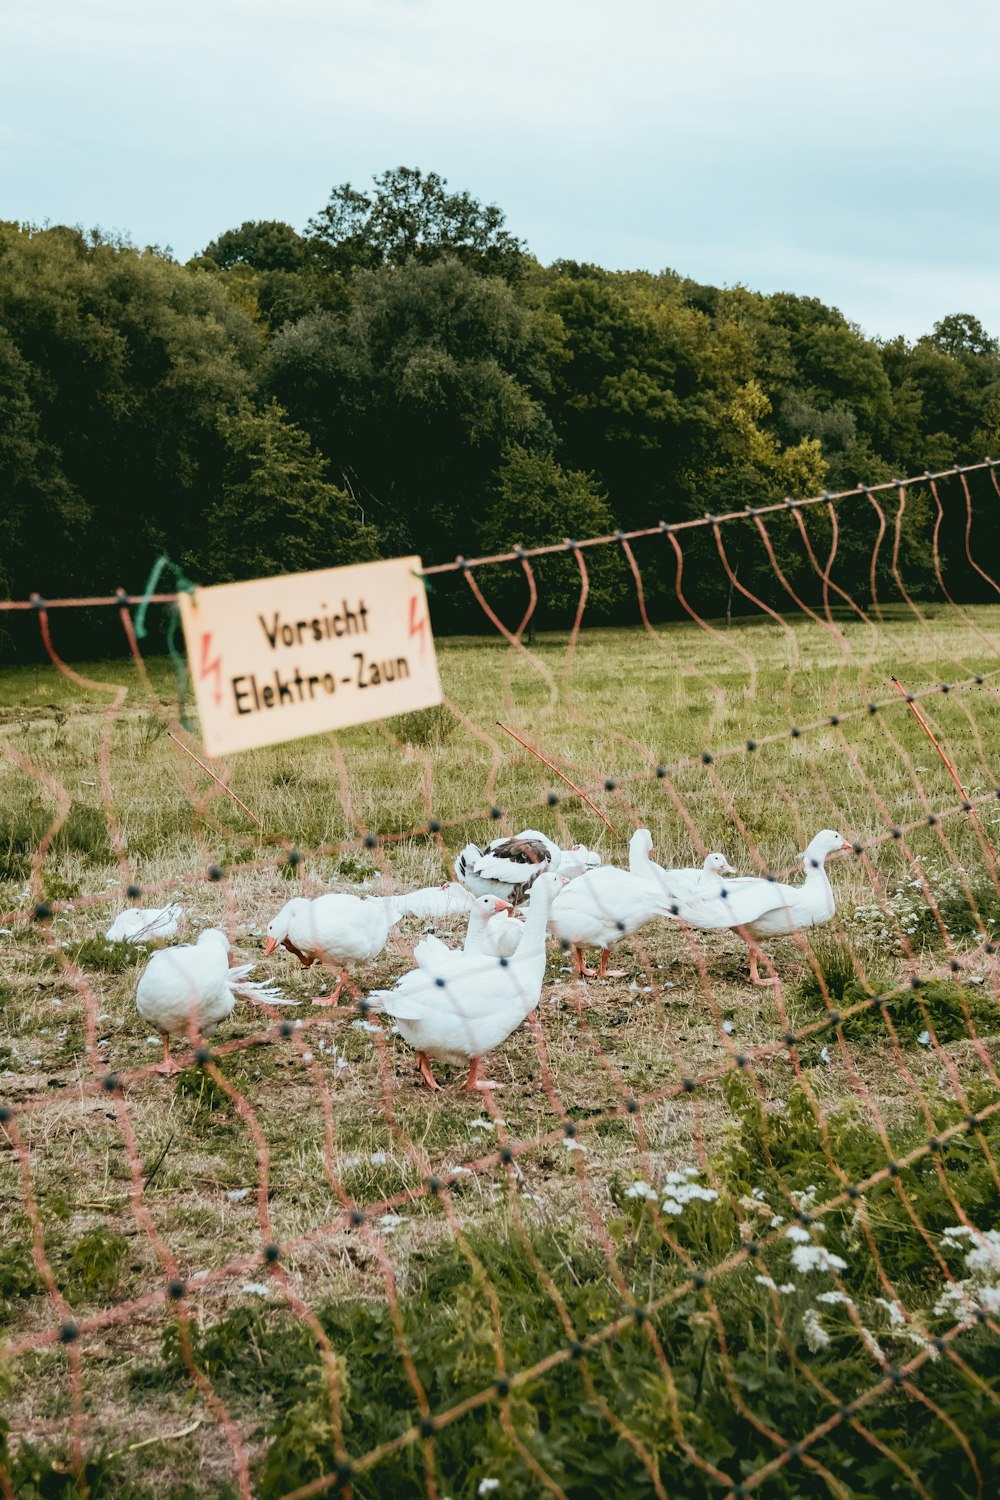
[263,936,277,956]
[493,898,513,912]
[840,839,854,852]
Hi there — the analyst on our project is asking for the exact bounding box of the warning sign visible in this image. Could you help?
[177,556,442,756]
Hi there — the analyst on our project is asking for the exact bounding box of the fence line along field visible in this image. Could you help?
[3,591,1000,1495]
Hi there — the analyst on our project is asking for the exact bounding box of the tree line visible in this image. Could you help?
[2,167,999,641]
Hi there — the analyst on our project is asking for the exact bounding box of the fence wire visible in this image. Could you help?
[1,461,1000,1498]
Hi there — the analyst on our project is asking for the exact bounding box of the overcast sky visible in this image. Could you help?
[2,0,998,342]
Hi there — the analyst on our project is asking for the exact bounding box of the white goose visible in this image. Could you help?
[136,928,290,1075]
[455,829,561,903]
[367,871,563,1091]
[106,903,184,943]
[395,882,475,919]
[548,828,673,978]
[645,850,738,902]
[482,908,526,958]
[413,894,513,967]
[556,844,603,881]
[665,829,851,984]
[264,893,403,1004]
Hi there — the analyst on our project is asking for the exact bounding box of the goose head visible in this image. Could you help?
[801,829,852,870]
[473,894,514,922]
[703,852,737,876]
[626,829,656,877]
[263,897,309,957]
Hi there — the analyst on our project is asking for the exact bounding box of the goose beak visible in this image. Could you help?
[493,898,513,912]
[722,862,737,875]
[841,839,854,852]
[263,936,277,957]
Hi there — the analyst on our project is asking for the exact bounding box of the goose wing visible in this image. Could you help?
[468,837,553,881]
[670,878,792,931]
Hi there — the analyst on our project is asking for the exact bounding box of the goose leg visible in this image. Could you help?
[736,930,778,987]
[153,1035,183,1076]
[597,947,625,979]
[417,1051,441,1091]
[463,1056,501,1091]
[312,971,346,1007]
[573,947,600,979]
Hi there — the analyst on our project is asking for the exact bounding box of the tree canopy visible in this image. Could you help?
[1,168,999,633]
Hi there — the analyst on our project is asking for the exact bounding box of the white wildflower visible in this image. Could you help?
[802,1307,831,1351]
[785,1225,812,1244]
[478,1481,500,1496]
[241,1282,272,1297]
[751,1187,766,1201]
[790,1244,848,1275]
[816,1290,851,1306]
[917,1031,931,1046]
[659,1182,716,1218]
[370,1151,388,1166]
[875,1297,906,1328]
[965,1230,1000,1276]
[379,1214,404,1233]
[625,1180,658,1201]
[755,1275,796,1294]
[770,1215,786,1228]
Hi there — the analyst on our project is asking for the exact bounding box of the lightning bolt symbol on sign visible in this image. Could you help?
[408,595,427,660]
[199,632,224,706]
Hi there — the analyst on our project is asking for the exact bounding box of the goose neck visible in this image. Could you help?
[519,889,554,950]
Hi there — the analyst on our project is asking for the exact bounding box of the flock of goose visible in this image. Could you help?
[122,826,851,1091]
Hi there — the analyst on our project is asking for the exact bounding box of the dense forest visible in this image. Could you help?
[2,167,999,634]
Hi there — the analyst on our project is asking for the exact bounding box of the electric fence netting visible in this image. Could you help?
[2,462,1000,1499]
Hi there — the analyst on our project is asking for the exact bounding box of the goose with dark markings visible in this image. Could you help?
[367,873,563,1092]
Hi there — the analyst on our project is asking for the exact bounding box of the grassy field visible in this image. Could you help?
[2,607,1000,1498]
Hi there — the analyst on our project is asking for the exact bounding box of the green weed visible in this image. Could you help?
[0,1246,42,1321]
[385,704,457,747]
[67,937,145,972]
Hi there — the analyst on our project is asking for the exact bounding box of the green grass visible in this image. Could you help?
[2,607,1000,1494]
